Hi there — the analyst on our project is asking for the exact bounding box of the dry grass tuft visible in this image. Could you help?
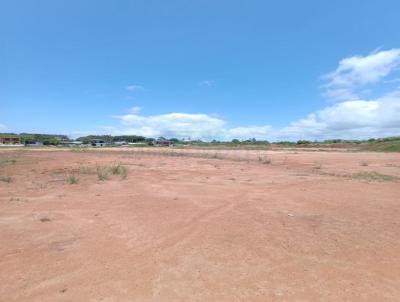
[66,175,79,184]
[0,158,16,166]
[94,163,128,181]
[0,176,12,183]
[96,166,109,181]
[79,166,95,174]
[109,163,128,179]
[313,163,322,170]
[258,156,271,164]
[351,171,398,182]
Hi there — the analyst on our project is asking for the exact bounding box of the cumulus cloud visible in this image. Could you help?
[225,126,272,140]
[323,48,400,101]
[114,112,226,139]
[112,111,276,140]
[125,84,145,92]
[279,91,400,140]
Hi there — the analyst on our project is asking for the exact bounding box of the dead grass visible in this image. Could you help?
[0,176,12,183]
[70,148,90,153]
[316,170,398,182]
[66,175,79,184]
[313,163,322,170]
[262,158,272,165]
[39,217,51,222]
[96,166,109,181]
[350,171,398,182]
[0,158,16,166]
[76,163,128,181]
[109,163,128,179]
[79,166,95,174]
[258,156,272,164]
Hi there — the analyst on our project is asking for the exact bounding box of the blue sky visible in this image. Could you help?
[1,0,400,140]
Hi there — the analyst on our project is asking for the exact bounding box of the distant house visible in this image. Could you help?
[114,141,127,146]
[0,135,22,146]
[60,141,83,147]
[153,137,173,147]
[91,139,107,147]
[26,141,43,147]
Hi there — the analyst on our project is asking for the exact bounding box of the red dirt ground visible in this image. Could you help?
[1,148,400,301]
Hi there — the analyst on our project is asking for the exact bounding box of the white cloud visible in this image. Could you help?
[112,112,276,140]
[198,80,214,87]
[323,48,400,101]
[225,126,272,140]
[114,112,226,139]
[278,91,400,140]
[125,84,145,92]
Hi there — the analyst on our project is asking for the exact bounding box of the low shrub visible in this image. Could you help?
[66,175,79,184]
[0,176,12,183]
[96,166,109,181]
[109,163,128,179]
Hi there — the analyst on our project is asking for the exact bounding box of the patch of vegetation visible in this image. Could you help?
[96,166,109,181]
[92,163,129,181]
[77,135,147,144]
[0,176,12,183]
[297,140,312,145]
[18,133,69,145]
[66,175,79,184]
[258,156,271,164]
[0,158,16,166]
[350,171,398,182]
[365,139,400,152]
[313,163,322,170]
[79,166,95,174]
[70,148,89,153]
[109,163,128,179]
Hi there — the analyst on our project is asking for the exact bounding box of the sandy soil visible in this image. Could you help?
[1,148,400,301]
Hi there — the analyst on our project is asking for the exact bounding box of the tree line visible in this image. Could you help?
[1,133,399,146]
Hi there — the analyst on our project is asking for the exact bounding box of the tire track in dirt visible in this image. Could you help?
[137,198,236,257]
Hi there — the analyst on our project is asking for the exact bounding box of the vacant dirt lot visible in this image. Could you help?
[1,148,400,301]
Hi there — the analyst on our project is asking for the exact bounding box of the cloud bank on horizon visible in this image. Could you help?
[101,48,400,141]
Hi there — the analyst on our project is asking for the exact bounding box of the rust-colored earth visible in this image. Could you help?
[1,148,400,301]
